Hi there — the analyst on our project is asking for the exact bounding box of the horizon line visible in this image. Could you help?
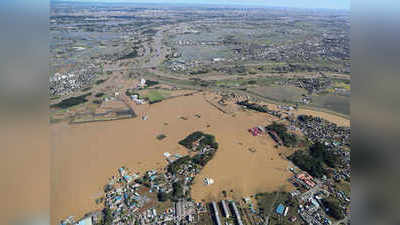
[51,0,350,11]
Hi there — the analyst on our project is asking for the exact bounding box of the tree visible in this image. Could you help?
[171,181,185,201]
[267,122,298,147]
[323,198,345,220]
[310,142,339,168]
[288,151,325,178]
[310,142,325,160]
[102,208,113,225]
[157,192,169,202]
[103,184,113,193]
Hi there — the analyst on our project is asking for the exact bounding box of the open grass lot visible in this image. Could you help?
[256,191,302,225]
[142,89,171,102]
[333,81,351,90]
[198,213,214,225]
[255,192,278,216]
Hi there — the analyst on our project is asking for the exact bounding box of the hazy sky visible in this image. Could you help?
[70,0,350,10]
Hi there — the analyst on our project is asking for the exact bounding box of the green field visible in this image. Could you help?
[143,90,170,103]
[256,191,302,225]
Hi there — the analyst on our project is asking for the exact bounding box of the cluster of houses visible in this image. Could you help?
[295,115,350,148]
[62,163,203,225]
[62,135,221,225]
[288,179,336,225]
[49,63,99,96]
[283,116,351,225]
[130,94,146,105]
[295,115,351,180]
[174,40,221,47]
[298,197,332,225]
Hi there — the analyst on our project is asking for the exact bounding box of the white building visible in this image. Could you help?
[140,78,146,87]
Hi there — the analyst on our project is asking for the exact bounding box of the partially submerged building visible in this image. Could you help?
[221,200,230,218]
[211,201,222,225]
[230,201,244,225]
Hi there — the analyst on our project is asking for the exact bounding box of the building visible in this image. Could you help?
[231,201,244,225]
[297,173,316,188]
[221,200,230,218]
[249,127,263,136]
[276,204,285,215]
[140,78,146,88]
[283,207,289,216]
[76,216,92,225]
[289,216,297,222]
[211,202,222,225]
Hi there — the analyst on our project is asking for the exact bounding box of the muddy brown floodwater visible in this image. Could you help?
[51,92,349,224]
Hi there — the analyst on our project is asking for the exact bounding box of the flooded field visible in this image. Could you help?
[51,92,349,224]
[252,86,308,103]
[311,95,350,115]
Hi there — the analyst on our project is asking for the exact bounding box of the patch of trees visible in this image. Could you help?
[167,155,192,174]
[102,208,113,225]
[288,151,325,178]
[288,142,342,177]
[156,134,167,140]
[310,142,340,168]
[125,89,139,97]
[167,151,216,176]
[137,174,152,188]
[171,181,185,201]
[322,198,345,220]
[50,93,91,109]
[157,191,170,202]
[297,114,313,122]
[168,132,219,174]
[95,79,107,85]
[149,99,162,104]
[95,92,105,98]
[93,99,102,105]
[267,122,298,147]
[191,151,215,167]
[178,131,218,151]
[82,86,92,92]
[119,49,138,60]
[146,80,159,87]
[189,68,209,75]
[237,100,268,113]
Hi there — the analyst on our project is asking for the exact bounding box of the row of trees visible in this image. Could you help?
[237,100,269,113]
[51,92,91,109]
